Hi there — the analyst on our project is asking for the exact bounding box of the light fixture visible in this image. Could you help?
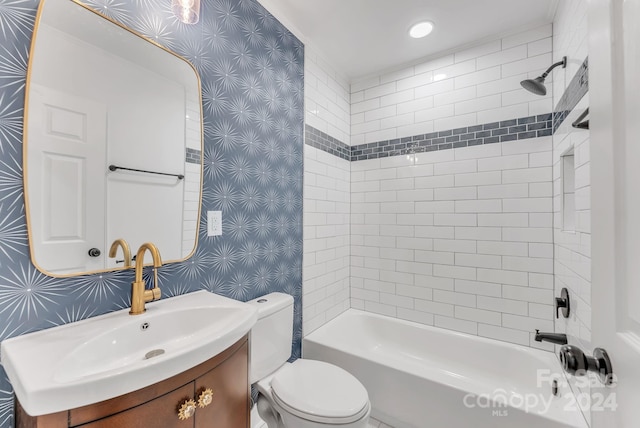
[172,0,200,24]
[409,21,434,39]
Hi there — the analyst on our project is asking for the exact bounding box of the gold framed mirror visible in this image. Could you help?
[24,0,203,277]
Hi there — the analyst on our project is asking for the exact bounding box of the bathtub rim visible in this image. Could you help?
[304,308,558,361]
[303,308,589,428]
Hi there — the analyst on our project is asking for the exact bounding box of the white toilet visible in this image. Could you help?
[247,293,371,428]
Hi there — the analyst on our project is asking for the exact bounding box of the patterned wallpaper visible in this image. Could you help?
[0,0,303,425]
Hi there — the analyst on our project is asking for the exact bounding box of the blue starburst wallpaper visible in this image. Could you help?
[0,0,304,425]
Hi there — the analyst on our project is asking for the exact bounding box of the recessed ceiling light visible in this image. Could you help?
[409,21,434,39]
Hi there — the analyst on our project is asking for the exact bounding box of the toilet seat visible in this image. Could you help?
[270,359,369,424]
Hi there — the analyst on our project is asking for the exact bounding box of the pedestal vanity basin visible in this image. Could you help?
[1,290,258,417]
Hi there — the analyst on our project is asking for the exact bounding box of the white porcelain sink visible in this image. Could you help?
[0,290,258,416]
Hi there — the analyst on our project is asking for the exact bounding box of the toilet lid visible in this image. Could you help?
[271,359,369,424]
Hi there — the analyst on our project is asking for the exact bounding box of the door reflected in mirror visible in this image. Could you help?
[25,0,203,276]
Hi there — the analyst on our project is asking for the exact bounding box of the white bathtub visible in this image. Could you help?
[303,309,588,428]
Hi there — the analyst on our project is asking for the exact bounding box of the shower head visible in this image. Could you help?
[520,76,548,96]
[520,56,567,96]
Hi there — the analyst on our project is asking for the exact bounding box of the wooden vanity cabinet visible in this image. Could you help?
[16,335,250,428]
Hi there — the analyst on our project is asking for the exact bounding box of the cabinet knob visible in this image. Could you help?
[197,388,214,408]
[177,399,197,420]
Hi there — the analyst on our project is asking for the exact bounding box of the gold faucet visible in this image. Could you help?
[130,242,163,315]
[108,239,132,267]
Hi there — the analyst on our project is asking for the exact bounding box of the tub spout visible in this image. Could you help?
[534,330,567,345]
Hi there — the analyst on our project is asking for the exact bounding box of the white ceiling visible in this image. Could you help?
[258,0,559,81]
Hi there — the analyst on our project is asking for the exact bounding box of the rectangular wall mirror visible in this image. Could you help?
[24,0,203,276]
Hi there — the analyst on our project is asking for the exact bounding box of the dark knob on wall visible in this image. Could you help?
[88,248,101,257]
[558,345,614,385]
[555,287,570,318]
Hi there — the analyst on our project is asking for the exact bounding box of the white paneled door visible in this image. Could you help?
[590,0,640,427]
[28,85,107,274]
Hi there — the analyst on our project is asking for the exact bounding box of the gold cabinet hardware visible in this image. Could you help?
[177,398,197,420]
[197,388,214,408]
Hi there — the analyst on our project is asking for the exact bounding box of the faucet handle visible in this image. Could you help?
[559,345,614,385]
[143,266,161,302]
[143,288,161,302]
[141,266,161,302]
[151,287,161,301]
[555,288,570,319]
[152,266,161,300]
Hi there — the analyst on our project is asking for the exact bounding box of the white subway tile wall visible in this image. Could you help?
[552,2,589,104]
[302,20,589,356]
[182,162,201,254]
[182,94,202,254]
[552,0,590,423]
[351,138,555,348]
[304,48,352,335]
[350,25,553,146]
[305,48,351,145]
[553,1,590,350]
[303,145,351,335]
[345,149,555,346]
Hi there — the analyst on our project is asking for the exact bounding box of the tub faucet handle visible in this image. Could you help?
[558,345,614,385]
[555,288,570,319]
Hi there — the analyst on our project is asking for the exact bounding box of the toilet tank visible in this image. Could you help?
[247,292,294,384]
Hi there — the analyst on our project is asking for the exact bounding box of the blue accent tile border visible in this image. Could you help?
[185,147,201,164]
[306,114,553,163]
[349,114,553,162]
[309,57,589,164]
[304,125,351,161]
[306,116,553,163]
[553,57,588,132]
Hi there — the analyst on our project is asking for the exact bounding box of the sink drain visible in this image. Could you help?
[144,349,165,360]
